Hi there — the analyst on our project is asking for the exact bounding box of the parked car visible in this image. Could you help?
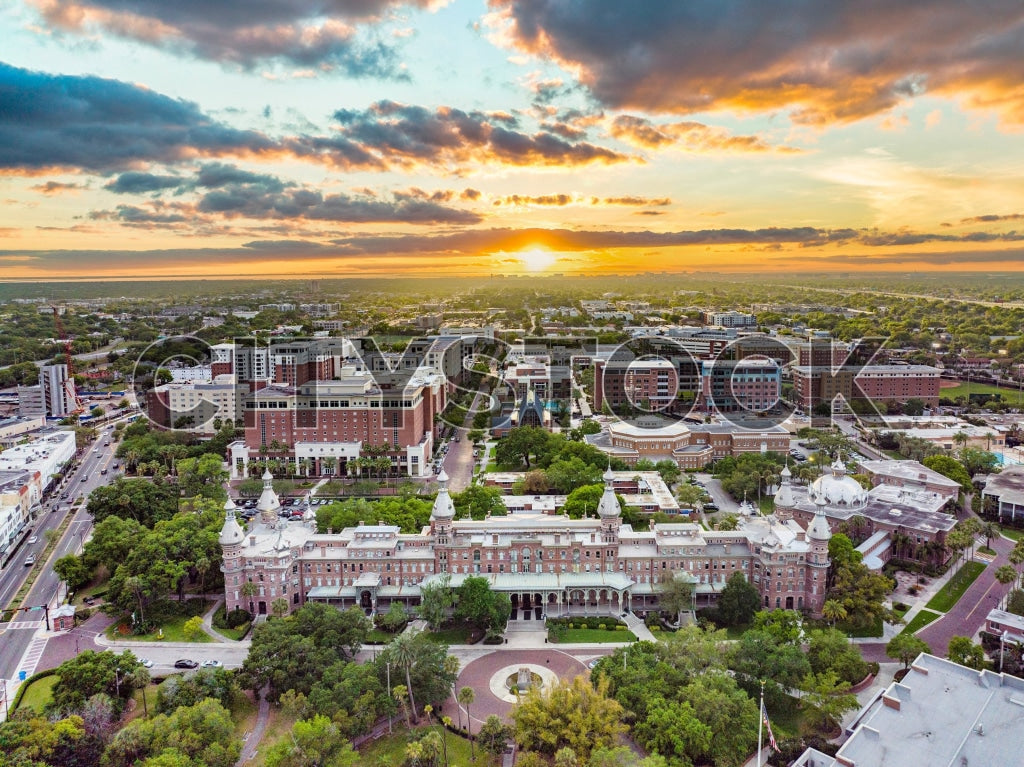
[174,659,199,669]
[200,659,223,668]
[704,503,719,511]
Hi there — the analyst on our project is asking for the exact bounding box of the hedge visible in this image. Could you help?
[546,616,625,630]
[9,668,58,713]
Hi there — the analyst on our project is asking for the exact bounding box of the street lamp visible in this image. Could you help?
[0,679,7,719]
[114,667,121,698]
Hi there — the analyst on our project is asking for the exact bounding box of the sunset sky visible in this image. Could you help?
[3,1,1024,279]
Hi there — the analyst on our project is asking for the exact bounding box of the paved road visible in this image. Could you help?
[0,433,119,680]
[916,537,1015,657]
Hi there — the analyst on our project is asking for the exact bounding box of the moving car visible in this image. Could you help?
[27,535,38,545]
[139,658,154,668]
[201,659,223,668]
[174,659,199,669]
[24,555,35,566]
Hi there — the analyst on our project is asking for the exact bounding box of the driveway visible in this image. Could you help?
[916,537,1015,657]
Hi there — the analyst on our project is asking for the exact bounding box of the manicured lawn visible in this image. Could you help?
[210,622,250,641]
[553,628,637,643]
[939,380,1024,403]
[16,674,57,713]
[978,546,996,556]
[925,561,986,612]
[901,609,941,635]
[1000,526,1024,542]
[357,725,493,767]
[891,603,911,622]
[424,624,479,644]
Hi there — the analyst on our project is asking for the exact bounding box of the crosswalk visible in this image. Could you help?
[0,620,47,631]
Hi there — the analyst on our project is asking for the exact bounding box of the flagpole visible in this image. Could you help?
[757,680,764,767]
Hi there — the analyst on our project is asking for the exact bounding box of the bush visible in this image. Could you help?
[226,608,252,629]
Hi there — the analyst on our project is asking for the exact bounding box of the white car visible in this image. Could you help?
[139,658,154,668]
[27,535,38,545]
[201,659,223,668]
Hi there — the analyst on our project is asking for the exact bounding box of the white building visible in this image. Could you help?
[794,653,1024,767]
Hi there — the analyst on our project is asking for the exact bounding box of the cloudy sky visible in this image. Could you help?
[3,0,1024,279]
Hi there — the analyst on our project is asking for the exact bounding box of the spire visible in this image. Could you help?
[257,468,280,525]
[218,496,245,546]
[774,462,795,521]
[831,454,846,476]
[807,493,832,541]
[431,470,456,521]
[597,463,620,519]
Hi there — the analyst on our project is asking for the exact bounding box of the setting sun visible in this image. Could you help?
[517,248,558,273]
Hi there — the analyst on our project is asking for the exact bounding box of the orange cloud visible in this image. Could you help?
[488,1,1024,127]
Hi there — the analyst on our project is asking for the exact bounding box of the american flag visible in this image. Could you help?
[761,699,778,750]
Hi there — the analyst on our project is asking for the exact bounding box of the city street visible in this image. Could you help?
[0,430,119,681]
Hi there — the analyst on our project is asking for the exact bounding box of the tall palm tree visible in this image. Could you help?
[388,632,419,725]
[457,686,476,758]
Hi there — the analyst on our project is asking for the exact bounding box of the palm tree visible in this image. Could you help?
[457,686,475,758]
[981,521,1000,549]
[442,655,461,729]
[822,599,847,627]
[1009,542,1024,588]
[996,564,1017,608]
[392,684,411,728]
[388,632,419,724]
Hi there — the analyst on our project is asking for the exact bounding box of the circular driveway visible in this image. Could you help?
[442,648,591,727]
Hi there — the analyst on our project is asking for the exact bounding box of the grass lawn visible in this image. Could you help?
[15,674,57,713]
[939,380,1024,404]
[123,682,160,724]
[836,616,884,638]
[1000,526,1024,542]
[891,603,911,622]
[366,628,397,644]
[73,578,109,604]
[979,546,996,556]
[106,600,214,643]
[765,695,806,740]
[357,725,494,767]
[210,622,250,641]
[925,560,986,612]
[901,609,941,634]
[424,624,479,644]
[553,628,637,643]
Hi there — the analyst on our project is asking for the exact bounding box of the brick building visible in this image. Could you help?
[221,467,832,618]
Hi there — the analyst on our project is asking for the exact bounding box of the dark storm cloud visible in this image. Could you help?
[0,63,276,172]
[490,0,1024,125]
[34,0,444,76]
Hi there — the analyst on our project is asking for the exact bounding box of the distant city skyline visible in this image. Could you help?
[3,1,1024,279]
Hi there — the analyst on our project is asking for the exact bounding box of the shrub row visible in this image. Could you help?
[545,616,625,630]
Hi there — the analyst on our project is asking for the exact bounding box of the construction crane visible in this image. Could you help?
[51,306,86,416]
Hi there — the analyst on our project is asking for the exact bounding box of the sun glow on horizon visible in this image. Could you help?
[516,247,558,273]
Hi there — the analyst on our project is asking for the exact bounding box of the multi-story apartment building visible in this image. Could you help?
[698,358,781,413]
[705,310,758,328]
[221,467,832,618]
[18,364,74,418]
[791,364,941,412]
[146,375,247,432]
[229,366,446,479]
